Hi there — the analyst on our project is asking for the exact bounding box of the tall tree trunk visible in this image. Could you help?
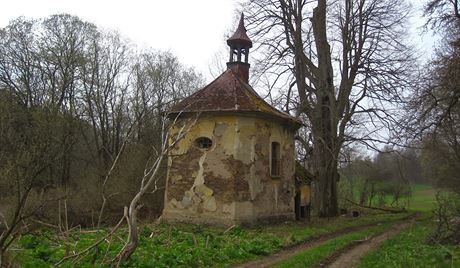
[245,0,414,217]
[310,1,340,217]
[313,115,340,217]
[315,164,339,217]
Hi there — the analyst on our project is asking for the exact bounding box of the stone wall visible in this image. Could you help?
[161,114,296,226]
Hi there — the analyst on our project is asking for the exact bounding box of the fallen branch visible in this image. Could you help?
[223,224,236,234]
[344,198,406,213]
[352,236,371,243]
[0,211,9,230]
[31,219,59,230]
[55,216,125,266]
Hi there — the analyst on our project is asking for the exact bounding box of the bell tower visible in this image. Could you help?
[162,11,300,227]
[227,13,252,83]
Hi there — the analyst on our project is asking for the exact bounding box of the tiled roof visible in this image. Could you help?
[168,69,302,127]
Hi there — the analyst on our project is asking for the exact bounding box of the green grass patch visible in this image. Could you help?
[13,212,411,267]
[408,184,437,212]
[263,212,411,244]
[273,222,393,268]
[357,219,460,268]
[14,224,283,268]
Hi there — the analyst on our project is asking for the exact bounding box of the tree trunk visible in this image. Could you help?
[0,249,4,267]
[114,151,166,265]
[115,206,139,265]
[360,179,369,206]
[312,102,340,217]
[244,0,414,218]
[314,144,339,217]
[310,0,340,218]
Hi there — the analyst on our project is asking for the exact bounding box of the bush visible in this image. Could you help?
[429,191,460,245]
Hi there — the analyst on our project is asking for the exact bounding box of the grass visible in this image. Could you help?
[273,183,439,267]
[15,224,282,268]
[262,212,411,244]
[408,184,438,212]
[273,222,394,268]
[261,184,438,268]
[13,212,411,267]
[357,219,460,268]
[12,184,437,267]
[349,183,437,212]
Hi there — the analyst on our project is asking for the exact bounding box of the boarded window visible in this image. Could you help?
[271,142,281,177]
[194,137,213,150]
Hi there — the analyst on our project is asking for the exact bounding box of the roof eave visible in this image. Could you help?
[167,110,303,129]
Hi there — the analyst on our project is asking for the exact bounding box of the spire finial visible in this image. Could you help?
[226,13,252,83]
[238,12,245,31]
[227,13,252,48]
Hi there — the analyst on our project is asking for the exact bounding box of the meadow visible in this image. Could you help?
[9,184,454,267]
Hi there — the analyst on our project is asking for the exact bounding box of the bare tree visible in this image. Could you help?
[79,30,132,175]
[0,15,205,265]
[244,0,414,216]
[424,0,460,30]
[132,51,203,148]
[114,113,199,264]
[0,16,92,264]
[406,0,460,190]
[0,92,65,265]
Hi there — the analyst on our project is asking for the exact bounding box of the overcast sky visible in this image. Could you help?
[0,0,243,81]
[0,0,437,82]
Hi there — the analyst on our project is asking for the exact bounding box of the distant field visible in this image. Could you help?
[408,184,437,212]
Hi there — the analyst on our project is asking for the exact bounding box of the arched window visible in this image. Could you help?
[194,137,213,150]
[271,142,281,177]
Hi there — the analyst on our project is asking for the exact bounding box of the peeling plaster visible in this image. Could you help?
[162,114,296,226]
[193,151,207,188]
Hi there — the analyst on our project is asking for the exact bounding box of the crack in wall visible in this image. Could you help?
[193,151,208,188]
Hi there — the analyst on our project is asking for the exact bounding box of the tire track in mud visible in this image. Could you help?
[235,213,416,268]
[318,219,415,268]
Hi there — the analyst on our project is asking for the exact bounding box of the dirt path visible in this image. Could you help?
[322,220,414,268]
[235,216,412,268]
[235,214,416,268]
[236,228,354,268]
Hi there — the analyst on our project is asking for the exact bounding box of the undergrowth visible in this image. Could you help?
[12,212,410,267]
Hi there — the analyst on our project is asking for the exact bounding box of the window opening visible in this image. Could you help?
[195,137,213,150]
[271,142,281,177]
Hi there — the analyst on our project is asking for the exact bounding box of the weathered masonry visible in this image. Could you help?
[161,14,302,226]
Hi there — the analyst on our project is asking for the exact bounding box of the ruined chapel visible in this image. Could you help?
[161,14,303,226]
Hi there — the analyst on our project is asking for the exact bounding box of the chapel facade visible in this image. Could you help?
[161,14,302,226]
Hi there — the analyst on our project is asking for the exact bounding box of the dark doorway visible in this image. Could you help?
[295,191,310,222]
